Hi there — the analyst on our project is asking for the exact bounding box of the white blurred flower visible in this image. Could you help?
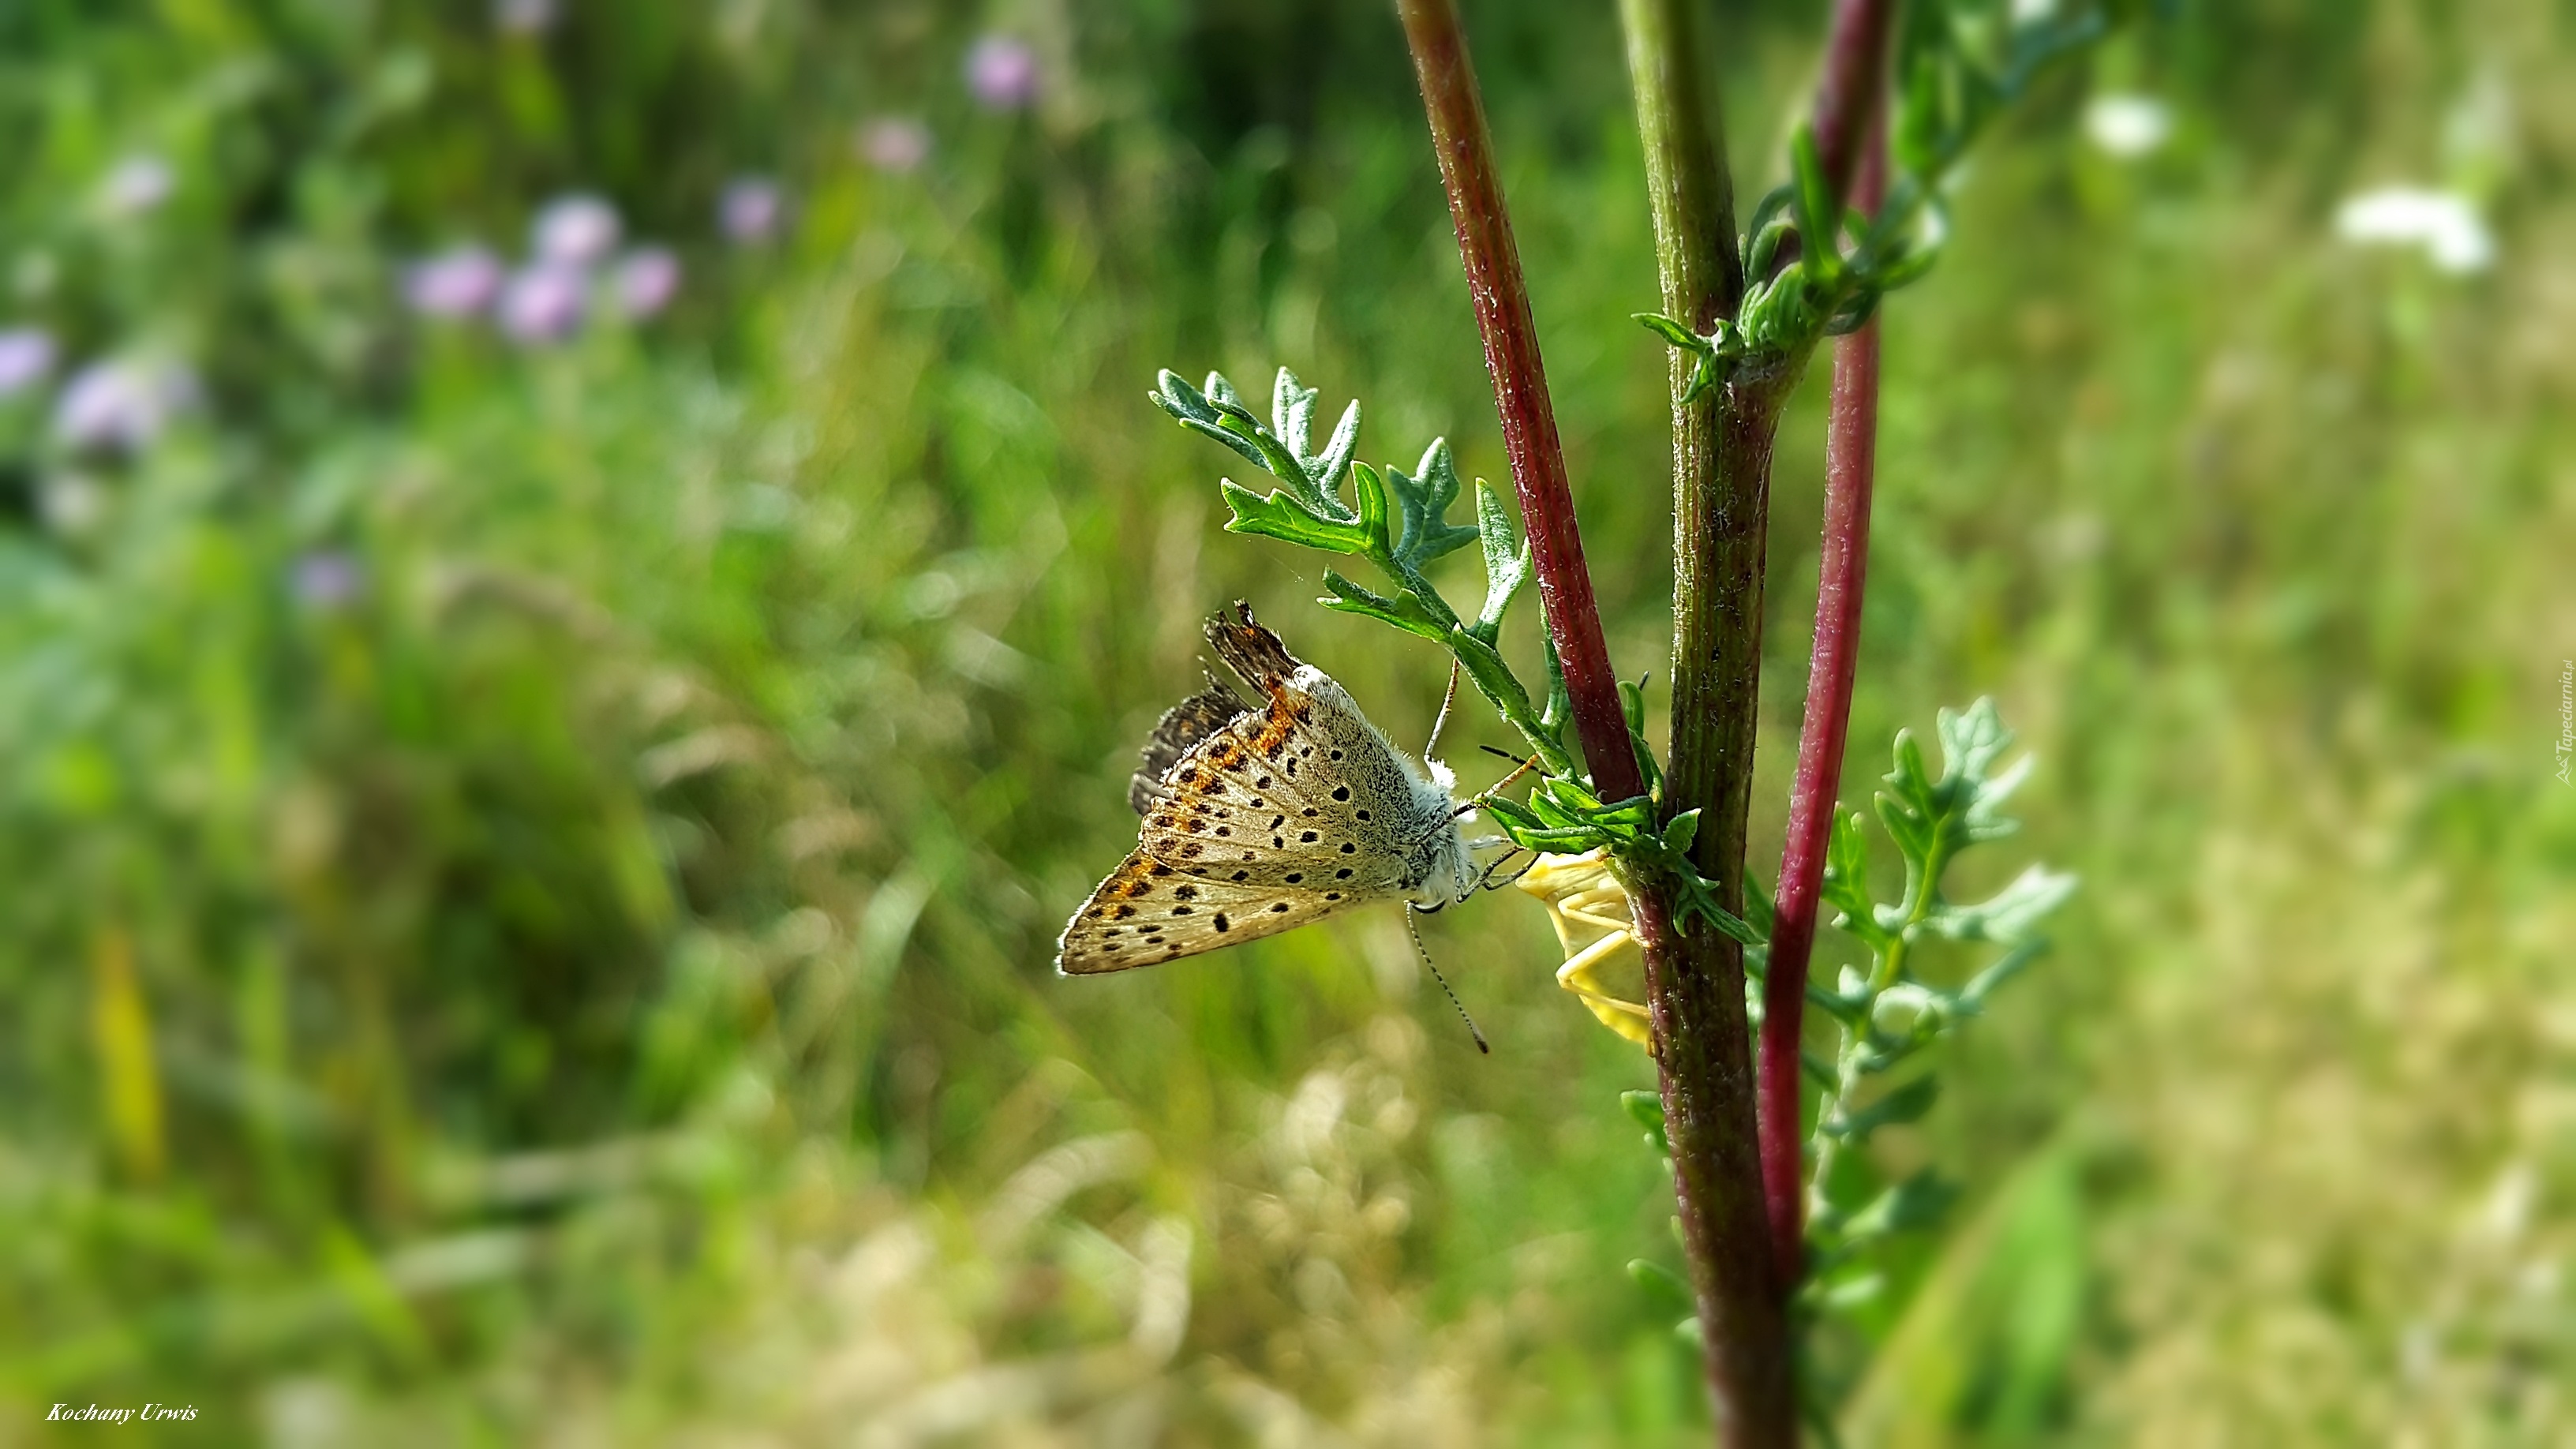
[858,118,931,174]
[496,264,586,343]
[964,36,1039,111]
[99,155,174,219]
[2335,186,2496,275]
[52,358,198,452]
[717,176,783,244]
[612,247,680,319]
[531,193,622,268]
[2084,94,2173,159]
[0,328,57,398]
[494,0,558,35]
[402,245,504,318]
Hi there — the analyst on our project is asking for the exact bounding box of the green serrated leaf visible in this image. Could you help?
[1829,1075,1940,1141]
[1220,481,1371,555]
[1382,440,1480,567]
[1926,864,2077,945]
[1843,1170,1958,1240]
[1320,570,1450,643]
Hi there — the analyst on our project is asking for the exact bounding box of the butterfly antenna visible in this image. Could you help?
[1454,748,1543,822]
[1425,659,1462,762]
[1407,905,1489,1054]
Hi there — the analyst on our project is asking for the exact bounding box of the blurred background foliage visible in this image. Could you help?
[0,0,2569,1443]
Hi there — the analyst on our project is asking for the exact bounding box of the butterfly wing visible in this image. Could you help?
[1056,848,1355,974]
[1127,680,1249,815]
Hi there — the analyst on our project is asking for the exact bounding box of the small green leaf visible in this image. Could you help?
[1540,632,1572,738]
[1742,868,1776,941]
[1661,809,1699,858]
[1789,128,1846,290]
[1352,460,1397,560]
[1634,311,1712,353]
[1470,483,1530,645]
[1316,399,1361,493]
[1271,367,1317,463]
[1628,1258,1693,1310]
[1822,809,1885,942]
[1621,1089,1671,1158]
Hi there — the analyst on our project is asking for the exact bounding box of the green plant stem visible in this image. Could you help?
[1619,0,1796,1442]
[1397,0,1642,807]
[1758,116,1888,1292]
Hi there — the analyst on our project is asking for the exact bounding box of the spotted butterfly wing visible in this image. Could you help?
[1057,602,1476,975]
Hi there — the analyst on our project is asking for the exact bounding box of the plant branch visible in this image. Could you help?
[1758,114,1888,1290]
[1619,0,1795,1442]
[1397,0,1642,803]
[1810,0,1901,204]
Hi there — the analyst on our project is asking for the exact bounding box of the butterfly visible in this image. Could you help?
[1055,601,1480,975]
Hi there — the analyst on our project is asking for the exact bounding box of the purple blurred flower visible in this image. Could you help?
[0,328,56,398]
[612,247,681,319]
[290,551,365,608]
[402,245,504,318]
[531,193,622,268]
[858,118,931,174]
[964,36,1040,111]
[496,264,586,343]
[494,0,559,34]
[100,155,175,219]
[718,177,784,244]
[52,358,199,452]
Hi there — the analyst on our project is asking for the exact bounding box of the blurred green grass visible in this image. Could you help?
[0,1,2569,1444]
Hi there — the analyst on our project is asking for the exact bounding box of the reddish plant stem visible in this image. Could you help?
[1396,0,1642,804]
[1810,0,1900,203]
[1757,118,1889,1288]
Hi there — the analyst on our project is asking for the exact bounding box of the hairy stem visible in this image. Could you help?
[1398,0,1643,807]
[1620,0,1795,1441]
[1759,118,1889,1289]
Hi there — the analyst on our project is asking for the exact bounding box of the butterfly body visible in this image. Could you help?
[1057,603,1475,975]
